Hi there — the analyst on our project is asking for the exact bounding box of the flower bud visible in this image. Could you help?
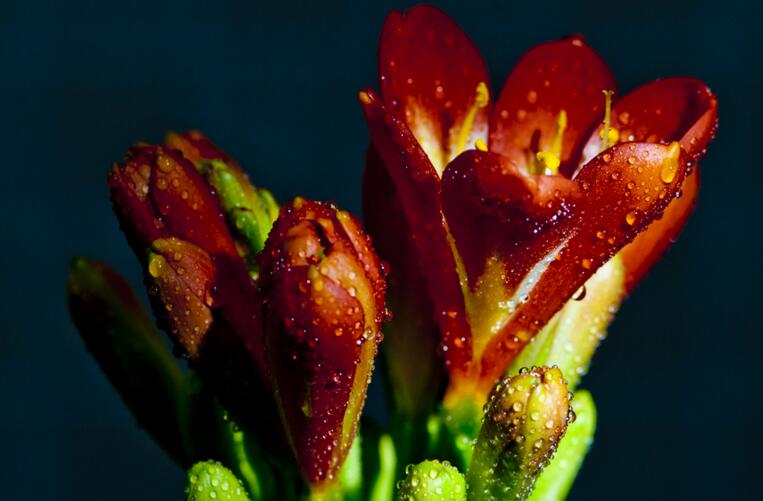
[67,257,187,465]
[258,198,387,488]
[185,461,250,501]
[529,390,596,501]
[108,141,283,453]
[396,460,466,501]
[166,131,279,275]
[108,144,238,260]
[467,366,572,501]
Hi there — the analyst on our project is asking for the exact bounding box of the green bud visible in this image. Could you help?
[198,158,278,274]
[396,460,466,501]
[67,258,188,465]
[529,390,597,501]
[467,367,573,501]
[185,461,250,501]
[509,256,625,390]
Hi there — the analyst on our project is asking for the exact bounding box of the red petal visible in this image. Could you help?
[147,146,239,258]
[620,169,699,290]
[582,77,718,163]
[442,150,581,287]
[146,238,216,358]
[362,145,444,415]
[165,130,239,167]
[108,152,167,253]
[359,89,472,372]
[581,78,717,289]
[378,5,491,173]
[442,142,690,397]
[489,36,615,176]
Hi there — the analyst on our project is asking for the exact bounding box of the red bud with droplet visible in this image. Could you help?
[258,198,386,489]
[108,141,285,454]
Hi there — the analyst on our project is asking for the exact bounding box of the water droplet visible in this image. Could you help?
[625,210,637,226]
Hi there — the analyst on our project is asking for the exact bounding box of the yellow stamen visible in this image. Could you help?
[600,90,618,150]
[534,110,567,175]
[536,151,561,173]
[475,138,488,151]
[455,82,489,155]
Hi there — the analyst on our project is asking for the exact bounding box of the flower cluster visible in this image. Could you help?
[68,5,716,501]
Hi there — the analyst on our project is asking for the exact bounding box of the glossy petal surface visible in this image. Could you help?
[360,90,472,372]
[442,143,690,394]
[584,78,718,289]
[379,5,491,173]
[490,36,615,175]
[259,199,385,486]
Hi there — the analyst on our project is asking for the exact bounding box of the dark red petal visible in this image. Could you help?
[442,142,689,398]
[146,237,216,358]
[379,5,491,172]
[108,154,166,253]
[442,150,582,287]
[580,78,717,289]
[582,77,718,164]
[620,168,699,290]
[359,89,472,372]
[489,36,615,175]
[165,130,239,167]
[147,146,239,258]
[362,145,444,416]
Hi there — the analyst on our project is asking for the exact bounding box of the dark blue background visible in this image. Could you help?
[2,0,760,499]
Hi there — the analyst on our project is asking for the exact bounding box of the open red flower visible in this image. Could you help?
[359,5,717,402]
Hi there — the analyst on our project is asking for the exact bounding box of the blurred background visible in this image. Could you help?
[2,0,760,499]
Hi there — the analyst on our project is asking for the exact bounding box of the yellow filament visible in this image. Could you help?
[600,90,618,150]
[455,82,489,155]
[534,110,567,175]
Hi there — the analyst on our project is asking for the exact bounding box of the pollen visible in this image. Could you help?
[475,137,488,151]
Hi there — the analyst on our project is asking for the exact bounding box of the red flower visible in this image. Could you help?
[359,6,717,402]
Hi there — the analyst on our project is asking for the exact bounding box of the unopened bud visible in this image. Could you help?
[185,461,250,501]
[396,460,466,501]
[467,366,573,501]
[258,198,386,488]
